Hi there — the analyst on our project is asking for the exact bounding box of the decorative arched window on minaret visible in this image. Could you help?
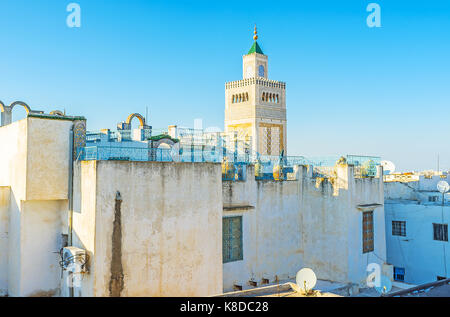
[225,26,287,157]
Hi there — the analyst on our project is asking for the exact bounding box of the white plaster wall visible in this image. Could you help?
[254,180,303,281]
[0,117,73,296]
[223,164,386,291]
[72,161,223,297]
[300,171,350,283]
[25,118,72,201]
[69,160,97,297]
[7,194,21,296]
[0,119,28,200]
[20,200,67,296]
[223,178,302,292]
[385,202,450,284]
[347,169,386,285]
[222,166,256,208]
[0,119,27,296]
[0,187,10,296]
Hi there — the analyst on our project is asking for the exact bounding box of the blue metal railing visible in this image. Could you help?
[76,146,381,179]
[77,146,173,162]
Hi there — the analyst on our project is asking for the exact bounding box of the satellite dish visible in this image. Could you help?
[381,161,396,175]
[296,268,317,293]
[437,181,450,194]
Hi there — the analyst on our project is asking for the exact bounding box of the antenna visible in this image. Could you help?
[437,180,448,278]
[295,268,317,295]
[437,154,440,174]
[381,160,396,175]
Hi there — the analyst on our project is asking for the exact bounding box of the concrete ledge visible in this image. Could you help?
[28,113,86,121]
[213,280,358,297]
[223,205,255,212]
[357,203,383,212]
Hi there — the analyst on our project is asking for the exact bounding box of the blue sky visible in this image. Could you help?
[0,0,449,172]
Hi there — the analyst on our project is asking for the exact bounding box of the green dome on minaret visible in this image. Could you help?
[248,41,264,55]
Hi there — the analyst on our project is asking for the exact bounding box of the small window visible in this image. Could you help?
[429,196,439,202]
[437,276,447,281]
[258,65,265,77]
[223,216,243,263]
[363,211,374,253]
[392,221,406,237]
[433,223,448,241]
[394,267,405,281]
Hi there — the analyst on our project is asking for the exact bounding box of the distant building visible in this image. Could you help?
[385,174,450,285]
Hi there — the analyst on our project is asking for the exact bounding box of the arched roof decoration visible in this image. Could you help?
[126,113,146,128]
[149,134,180,149]
[9,101,31,114]
[0,101,32,114]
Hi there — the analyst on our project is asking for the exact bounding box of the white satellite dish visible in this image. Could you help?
[437,181,450,194]
[296,268,317,293]
[381,160,396,175]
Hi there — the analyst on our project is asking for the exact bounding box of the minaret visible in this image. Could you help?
[225,27,287,157]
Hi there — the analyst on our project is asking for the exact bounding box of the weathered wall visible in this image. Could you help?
[223,166,303,292]
[20,200,67,297]
[25,117,72,201]
[347,170,386,285]
[0,187,10,296]
[223,164,386,291]
[299,172,350,283]
[301,166,385,286]
[71,161,223,297]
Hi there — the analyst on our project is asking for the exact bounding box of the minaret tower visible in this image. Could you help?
[225,26,287,157]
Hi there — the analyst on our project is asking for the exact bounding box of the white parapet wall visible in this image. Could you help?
[70,160,223,297]
[0,116,74,296]
[222,164,386,292]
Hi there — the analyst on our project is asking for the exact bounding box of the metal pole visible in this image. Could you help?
[442,192,447,278]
